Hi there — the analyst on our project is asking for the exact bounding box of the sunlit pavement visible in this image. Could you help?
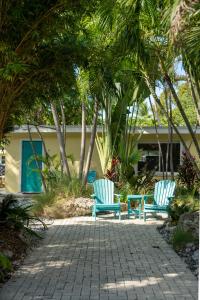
[0,214,198,300]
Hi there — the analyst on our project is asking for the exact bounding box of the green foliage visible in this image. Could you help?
[0,252,12,282]
[0,253,12,271]
[0,195,46,234]
[32,176,92,216]
[171,228,197,250]
[159,83,198,126]
[118,146,141,182]
[167,194,199,223]
[117,167,156,199]
[177,152,200,191]
[127,167,156,194]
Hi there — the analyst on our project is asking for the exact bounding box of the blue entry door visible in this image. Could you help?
[21,141,42,193]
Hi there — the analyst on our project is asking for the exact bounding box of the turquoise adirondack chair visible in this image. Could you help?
[91,179,121,220]
[143,180,176,221]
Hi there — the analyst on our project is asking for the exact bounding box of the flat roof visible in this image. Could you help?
[9,125,200,135]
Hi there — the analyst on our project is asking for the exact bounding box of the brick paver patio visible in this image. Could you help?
[0,215,198,300]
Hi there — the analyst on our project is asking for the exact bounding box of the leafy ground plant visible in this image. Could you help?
[171,227,197,251]
[167,193,199,224]
[0,195,46,235]
[0,252,12,282]
[32,176,93,217]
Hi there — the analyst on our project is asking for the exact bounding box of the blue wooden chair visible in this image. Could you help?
[91,179,121,220]
[143,180,176,221]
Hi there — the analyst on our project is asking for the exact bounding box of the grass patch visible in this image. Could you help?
[171,227,197,250]
[32,177,93,217]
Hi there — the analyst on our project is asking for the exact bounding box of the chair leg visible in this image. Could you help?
[144,212,146,222]
[92,209,96,221]
[119,210,121,220]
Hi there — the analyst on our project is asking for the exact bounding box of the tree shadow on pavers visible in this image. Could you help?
[0,219,198,300]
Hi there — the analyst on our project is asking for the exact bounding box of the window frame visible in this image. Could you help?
[137,141,183,175]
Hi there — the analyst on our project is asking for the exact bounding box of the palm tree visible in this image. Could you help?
[98,0,200,159]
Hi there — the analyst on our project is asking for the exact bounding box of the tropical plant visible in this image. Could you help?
[32,177,92,216]
[0,252,12,282]
[177,152,200,190]
[167,193,199,223]
[0,195,46,234]
[171,227,197,250]
[127,167,156,194]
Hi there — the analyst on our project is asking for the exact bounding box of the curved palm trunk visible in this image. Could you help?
[83,98,98,185]
[164,73,200,158]
[35,125,51,169]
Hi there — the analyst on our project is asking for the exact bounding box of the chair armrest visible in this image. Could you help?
[143,194,154,203]
[114,194,121,203]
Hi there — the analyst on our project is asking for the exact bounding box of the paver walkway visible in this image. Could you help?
[0,215,198,300]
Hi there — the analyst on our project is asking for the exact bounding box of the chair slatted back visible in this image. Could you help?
[154,180,176,206]
[93,179,114,205]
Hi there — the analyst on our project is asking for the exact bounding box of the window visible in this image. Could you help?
[138,143,180,173]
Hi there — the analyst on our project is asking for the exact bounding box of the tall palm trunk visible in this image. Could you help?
[35,125,51,169]
[50,101,71,179]
[79,102,86,180]
[83,98,98,185]
[169,93,174,180]
[149,97,165,179]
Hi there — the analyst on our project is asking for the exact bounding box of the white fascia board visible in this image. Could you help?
[10,125,200,135]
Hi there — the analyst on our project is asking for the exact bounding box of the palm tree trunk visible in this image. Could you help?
[149,97,165,179]
[50,101,71,179]
[35,125,51,169]
[169,93,174,180]
[79,102,86,180]
[83,98,98,185]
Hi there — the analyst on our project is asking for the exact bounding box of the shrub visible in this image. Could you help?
[0,252,12,282]
[127,167,156,194]
[167,194,199,223]
[32,177,92,217]
[178,152,200,191]
[0,195,46,234]
[171,227,197,250]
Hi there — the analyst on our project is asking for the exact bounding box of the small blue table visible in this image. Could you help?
[127,195,143,219]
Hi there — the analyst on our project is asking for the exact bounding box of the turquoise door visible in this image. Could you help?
[21,141,42,193]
